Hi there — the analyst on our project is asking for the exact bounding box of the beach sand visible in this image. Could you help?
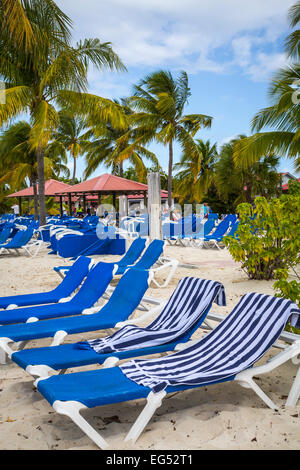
[0,242,299,450]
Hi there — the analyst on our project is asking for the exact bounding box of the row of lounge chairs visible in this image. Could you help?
[122,213,239,249]
[0,211,239,259]
[0,247,299,449]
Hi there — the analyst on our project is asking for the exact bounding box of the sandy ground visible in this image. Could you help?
[0,241,299,451]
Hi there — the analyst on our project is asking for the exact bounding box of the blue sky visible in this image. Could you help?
[55,0,299,179]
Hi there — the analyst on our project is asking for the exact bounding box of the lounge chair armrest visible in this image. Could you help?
[236,340,300,381]
[153,258,179,271]
[82,307,100,315]
[6,304,18,310]
[58,296,72,303]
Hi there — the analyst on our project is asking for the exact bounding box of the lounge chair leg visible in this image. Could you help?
[286,362,300,407]
[27,364,56,380]
[236,375,278,410]
[125,390,166,444]
[52,400,109,450]
[0,348,7,365]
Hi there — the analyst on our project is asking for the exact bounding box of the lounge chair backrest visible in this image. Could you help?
[69,261,115,307]
[93,268,151,324]
[86,277,226,354]
[0,227,11,244]
[203,218,216,235]
[208,218,231,238]
[225,221,239,238]
[117,238,147,267]
[121,293,300,393]
[52,256,93,297]
[6,227,34,247]
[131,239,164,270]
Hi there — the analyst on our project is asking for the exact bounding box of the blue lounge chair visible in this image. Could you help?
[0,268,157,352]
[202,214,237,249]
[0,261,115,325]
[54,237,147,279]
[34,293,300,449]
[190,217,217,247]
[0,256,92,309]
[0,226,42,257]
[11,277,225,379]
[54,239,172,288]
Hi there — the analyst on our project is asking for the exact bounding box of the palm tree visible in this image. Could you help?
[216,136,281,206]
[285,1,300,60]
[0,0,71,51]
[0,120,69,219]
[233,2,300,170]
[51,112,92,184]
[174,139,218,203]
[0,0,126,225]
[127,70,213,208]
[84,99,159,181]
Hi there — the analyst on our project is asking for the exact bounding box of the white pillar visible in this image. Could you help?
[119,195,128,219]
[147,172,162,240]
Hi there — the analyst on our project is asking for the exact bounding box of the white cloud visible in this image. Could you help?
[56,0,294,80]
[247,52,289,82]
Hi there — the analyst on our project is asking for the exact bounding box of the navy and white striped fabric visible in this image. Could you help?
[120,293,300,394]
[83,278,226,354]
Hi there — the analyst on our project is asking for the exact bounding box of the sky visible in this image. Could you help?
[55,0,299,179]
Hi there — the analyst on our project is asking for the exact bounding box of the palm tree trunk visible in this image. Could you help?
[168,140,173,209]
[37,146,47,226]
[32,179,39,220]
[119,161,123,178]
[72,155,76,184]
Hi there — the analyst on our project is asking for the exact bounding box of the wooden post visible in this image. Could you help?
[18,197,22,216]
[83,194,86,214]
[119,195,128,220]
[68,193,72,216]
[59,196,63,217]
[147,172,162,240]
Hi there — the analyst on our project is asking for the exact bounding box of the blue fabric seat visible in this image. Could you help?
[0,261,115,325]
[0,256,92,309]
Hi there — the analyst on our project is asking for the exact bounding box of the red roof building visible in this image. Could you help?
[55,173,150,196]
[7,179,72,198]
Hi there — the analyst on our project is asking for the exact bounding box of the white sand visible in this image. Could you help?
[0,243,299,450]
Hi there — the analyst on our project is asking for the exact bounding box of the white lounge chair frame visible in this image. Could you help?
[33,336,300,450]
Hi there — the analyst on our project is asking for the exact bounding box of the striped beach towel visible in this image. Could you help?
[79,277,226,354]
[120,293,300,393]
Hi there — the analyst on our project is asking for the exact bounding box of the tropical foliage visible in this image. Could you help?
[50,112,91,184]
[233,2,300,171]
[0,120,69,218]
[224,190,300,284]
[0,0,126,224]
[84,99,158,182]
[272,181,300,311]
[214,136,281,207]
[126,70,212,207]
[173,139,218,203]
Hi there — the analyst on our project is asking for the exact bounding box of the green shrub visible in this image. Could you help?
[224,182,300,310]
